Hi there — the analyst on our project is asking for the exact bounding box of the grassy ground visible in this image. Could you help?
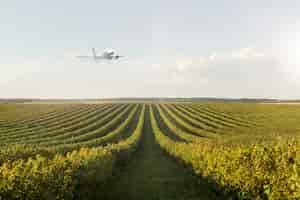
[99,108,214,200]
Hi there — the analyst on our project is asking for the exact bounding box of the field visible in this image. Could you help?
[0,102,299,199]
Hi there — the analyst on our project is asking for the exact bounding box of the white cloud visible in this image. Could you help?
[146,47,284,98]
[175,59,193,72]
[209,53,217,61]
[168,47,267,75]
[231,48,265,60]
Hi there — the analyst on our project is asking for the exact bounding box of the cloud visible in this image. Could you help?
[231,48,265,60]
[209,53,217,61]
[147,47,284,98]
[169,47,266,75]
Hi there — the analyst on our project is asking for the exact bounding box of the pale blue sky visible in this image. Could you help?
[1,0,300,99]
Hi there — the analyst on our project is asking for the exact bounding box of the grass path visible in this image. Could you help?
[100,108,214,200]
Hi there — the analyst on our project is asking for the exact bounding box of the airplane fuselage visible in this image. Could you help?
[77,48,123,61]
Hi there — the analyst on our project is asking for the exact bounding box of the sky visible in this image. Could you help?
[1,0,300,99]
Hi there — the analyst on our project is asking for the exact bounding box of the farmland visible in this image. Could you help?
[0,102,299,199]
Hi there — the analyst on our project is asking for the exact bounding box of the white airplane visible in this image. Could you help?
[76,48,123,61]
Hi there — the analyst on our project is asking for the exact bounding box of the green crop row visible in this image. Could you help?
[194,103,257,126]
[176,104,237,129]
[0,105,139,165]
[0,104,87,132]
[0,104,71,126]
[0,104,111,140]
[159,104,217,138]
[154,105,202,142]
[190,104,253,127]
[166,104,221,133]
[150,105,300,199]
[0,105,145,200]
[2,104,126,145]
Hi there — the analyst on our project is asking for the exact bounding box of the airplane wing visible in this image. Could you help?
[76,56,92,58]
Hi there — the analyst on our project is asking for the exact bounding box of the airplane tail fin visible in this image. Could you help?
[92,48,97,59]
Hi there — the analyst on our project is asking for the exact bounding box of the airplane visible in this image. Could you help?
[76,48,123,61]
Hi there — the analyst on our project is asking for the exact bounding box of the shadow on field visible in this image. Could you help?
[77,106,234,200]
